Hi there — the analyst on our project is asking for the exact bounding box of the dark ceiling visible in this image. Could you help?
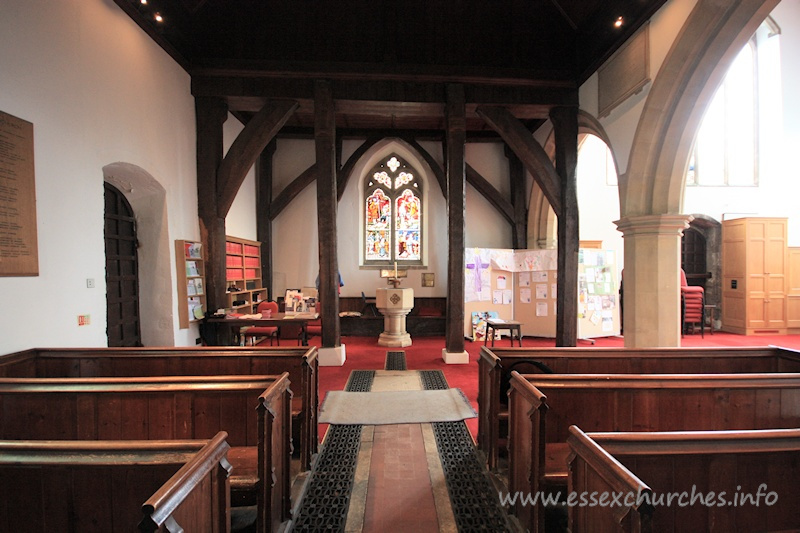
[115,0,666,136]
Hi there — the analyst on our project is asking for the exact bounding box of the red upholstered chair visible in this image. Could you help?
[680,269,705,337]
[305,300,322,341]
[242,300,280,346]
[305,318,322,340]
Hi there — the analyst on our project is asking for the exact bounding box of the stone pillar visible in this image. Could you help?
[614,214,693,347]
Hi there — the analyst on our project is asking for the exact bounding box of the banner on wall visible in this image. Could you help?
[465,248,492,303]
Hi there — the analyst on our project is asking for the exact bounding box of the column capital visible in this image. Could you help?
[614,214,694,237]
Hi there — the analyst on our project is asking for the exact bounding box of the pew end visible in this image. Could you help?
[568,426,800,532]
[0,432,232,533]
[567,425,655,533]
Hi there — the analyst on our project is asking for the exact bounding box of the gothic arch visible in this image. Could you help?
[527,182,557,249]
[621,0,779,217]
[529,110,620,250]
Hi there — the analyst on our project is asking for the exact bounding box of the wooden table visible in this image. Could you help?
[485,319,523,347]
[207,312,319,346]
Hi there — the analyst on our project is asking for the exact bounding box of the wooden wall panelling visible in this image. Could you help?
[788,247,800,332]
[721,217,788,335]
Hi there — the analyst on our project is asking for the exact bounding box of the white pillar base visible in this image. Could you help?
[442,348,469,365]
[319,344,346,366]
[378,331,412,347]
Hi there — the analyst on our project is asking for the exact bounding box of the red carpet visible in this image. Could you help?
[312,332,800,442]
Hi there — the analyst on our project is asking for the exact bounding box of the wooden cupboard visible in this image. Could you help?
[721,217,787,335]
[225,236,266,314]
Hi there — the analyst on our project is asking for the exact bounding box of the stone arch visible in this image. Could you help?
[612,0,778,347]
[622,0,779,217]
[103,163,174,346]
[528,184,557,249]
[529,110,620,250]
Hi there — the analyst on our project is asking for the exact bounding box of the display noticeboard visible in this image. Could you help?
[464,247,620,340]
[464,248,558,338]
[0,110,38,276]
[506,249,558,338]
[464,248,512,338]
[576,248,621,339]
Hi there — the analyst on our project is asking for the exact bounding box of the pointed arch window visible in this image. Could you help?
[364,155,423,266]
[687,16,781,187]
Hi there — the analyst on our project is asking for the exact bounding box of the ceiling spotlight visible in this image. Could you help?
[139,0,147,5]
[154,12,163,22]
[614,16,624,28]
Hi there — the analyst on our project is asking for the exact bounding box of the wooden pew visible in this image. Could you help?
[0,431,231,532]
[0,373,291,533]
[478,345,800,470]
[567,426,800,532]
[0,345,318,471]
[507,371,800,533]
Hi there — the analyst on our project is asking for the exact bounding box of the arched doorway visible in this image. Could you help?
[104,162,175,346]
[104,182,142,346]
[681,226,708,289]
[682,214,722,313]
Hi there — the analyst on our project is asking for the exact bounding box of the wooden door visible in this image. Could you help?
[681,227,707,288]
[746,218,787,331]
[721,219,747,332]
[722,217,787,334]
[104,182,142,346]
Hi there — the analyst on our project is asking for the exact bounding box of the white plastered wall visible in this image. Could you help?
[0,0,199,351]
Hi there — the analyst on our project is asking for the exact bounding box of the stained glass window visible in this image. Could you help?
[364,155,423,264]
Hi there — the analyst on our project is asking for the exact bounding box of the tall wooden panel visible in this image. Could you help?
[721,217,787,335]
[788,247,800,332]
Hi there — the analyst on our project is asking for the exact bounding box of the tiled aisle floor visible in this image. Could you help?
[296,366,513,533]
[362,424,442,532]
[341,371,458,533]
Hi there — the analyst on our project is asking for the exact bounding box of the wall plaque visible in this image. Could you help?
[0,110,38,276]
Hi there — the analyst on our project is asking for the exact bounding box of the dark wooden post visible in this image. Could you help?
[195,97,228,316]
[445,84,467,355]
[256,141,276,301]
[550,106,579,346]
[314,80,341,346]
[506,146,528,249]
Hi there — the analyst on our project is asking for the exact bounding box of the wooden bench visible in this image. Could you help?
[0,431,231,532]
[0,373,291,533]
[507,372,800,533]
[0,345,318,471]
[478,345,800,470]
[567,425,800,532]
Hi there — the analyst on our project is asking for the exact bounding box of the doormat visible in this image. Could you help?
[384,350,407,370]
[319,388,477,425]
